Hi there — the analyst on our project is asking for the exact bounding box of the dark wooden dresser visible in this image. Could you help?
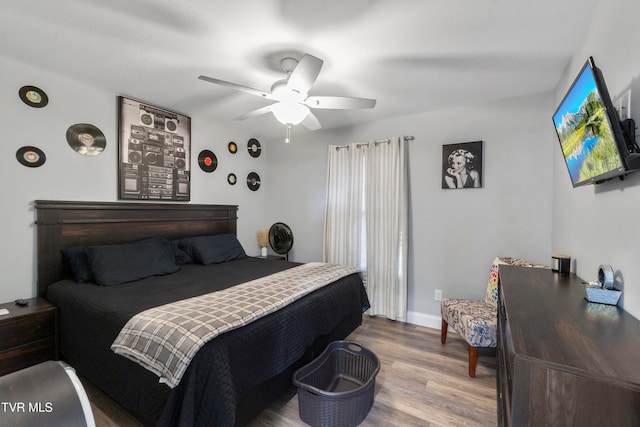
[497,265,640,426]
[0,297,58,376]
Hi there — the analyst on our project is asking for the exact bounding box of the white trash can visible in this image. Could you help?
[0,360,95,427]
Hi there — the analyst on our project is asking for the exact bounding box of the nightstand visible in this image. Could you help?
[0,297,58,376]
[258,254,287,260]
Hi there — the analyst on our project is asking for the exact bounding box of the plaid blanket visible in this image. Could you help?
[111,262,359,388]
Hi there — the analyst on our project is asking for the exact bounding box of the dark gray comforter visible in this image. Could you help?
[46,257,369,426]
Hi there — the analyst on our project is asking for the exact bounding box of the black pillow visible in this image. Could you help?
[171,239,195,265]
[86,239,179,286]
[135,236,175,255]
[63,246,94,283]
[178,234,247,265]
[63,236,175,283]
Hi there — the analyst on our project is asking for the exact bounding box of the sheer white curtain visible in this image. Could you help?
[323,136,408,321]
[323,143,365,269]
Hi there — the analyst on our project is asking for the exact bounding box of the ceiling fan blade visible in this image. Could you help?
[233,105,273,121]
[304,96,376,110]
[198,75,276,100]
[286,54,324,95]
[301,111,321,130]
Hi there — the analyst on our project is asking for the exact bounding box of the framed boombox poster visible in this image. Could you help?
[117,96,191,201]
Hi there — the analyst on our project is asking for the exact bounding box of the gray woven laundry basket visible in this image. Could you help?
[293,341,380,427]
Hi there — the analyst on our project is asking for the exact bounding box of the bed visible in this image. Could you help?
[34,200,369,426]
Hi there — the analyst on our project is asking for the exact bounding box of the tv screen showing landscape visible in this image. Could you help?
[553,61,624,187]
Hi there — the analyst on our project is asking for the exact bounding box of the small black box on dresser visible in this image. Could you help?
[0,297,58,376]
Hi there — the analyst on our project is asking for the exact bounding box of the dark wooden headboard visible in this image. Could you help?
[34,200,238,297]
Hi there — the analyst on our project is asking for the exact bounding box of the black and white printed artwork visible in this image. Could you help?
[442,141,483,189]
[118,96,191,201]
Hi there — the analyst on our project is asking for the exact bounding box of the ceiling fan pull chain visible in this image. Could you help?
[285,124,292,143]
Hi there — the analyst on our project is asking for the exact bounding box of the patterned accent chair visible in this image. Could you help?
[440,257,548,377]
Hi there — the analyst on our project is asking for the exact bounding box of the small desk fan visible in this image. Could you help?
[268,222,293,260]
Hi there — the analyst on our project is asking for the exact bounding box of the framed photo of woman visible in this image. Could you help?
[442,141,483,189]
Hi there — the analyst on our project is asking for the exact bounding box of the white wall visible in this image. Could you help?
[1,51,555,320]
[0,56,268,301]
[552,0,640,319]
[265,92,555,325]
[13,3,632,326]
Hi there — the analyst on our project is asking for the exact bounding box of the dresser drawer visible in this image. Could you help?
[0,311,55,352]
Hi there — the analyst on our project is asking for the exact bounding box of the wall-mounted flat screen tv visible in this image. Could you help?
[553,57,638,187]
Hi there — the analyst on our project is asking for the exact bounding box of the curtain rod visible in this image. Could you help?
[335,135,414,150]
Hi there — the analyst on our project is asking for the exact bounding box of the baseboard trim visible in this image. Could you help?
[406,311,442,330]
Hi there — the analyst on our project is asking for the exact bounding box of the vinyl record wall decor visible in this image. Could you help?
[247,138,261,158]
[19,85,48,108]
[16,146,46,167]
[246,172,261,191]
[66,123,106,156]
[198,150,217,172]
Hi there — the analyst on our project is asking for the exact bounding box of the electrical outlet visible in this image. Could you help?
[434,289,442,301]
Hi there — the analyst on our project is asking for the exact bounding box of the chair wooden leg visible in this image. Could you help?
[441,318,448,344]
[468,346,478,377]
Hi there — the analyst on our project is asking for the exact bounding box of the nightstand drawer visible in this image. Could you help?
[0,311,55,352]
[0,338,55,376]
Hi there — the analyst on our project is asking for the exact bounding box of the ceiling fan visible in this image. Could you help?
[198,54,376,142]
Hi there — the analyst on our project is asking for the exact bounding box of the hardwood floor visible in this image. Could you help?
[83,316,497,426]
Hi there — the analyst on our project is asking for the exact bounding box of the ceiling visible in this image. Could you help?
[1,0,599,139]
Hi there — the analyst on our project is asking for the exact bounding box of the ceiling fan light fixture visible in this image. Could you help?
[199,53,376,134]
[270,101,309,126]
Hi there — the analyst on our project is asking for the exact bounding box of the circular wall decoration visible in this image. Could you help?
[227,173,237,185]
[198,150,218,173]
[16,146,46,167]
[228,141,238,154]
[246,172,261,191]
[66,123,106,156]
[19,85,49,108]
[247,138,261,158]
